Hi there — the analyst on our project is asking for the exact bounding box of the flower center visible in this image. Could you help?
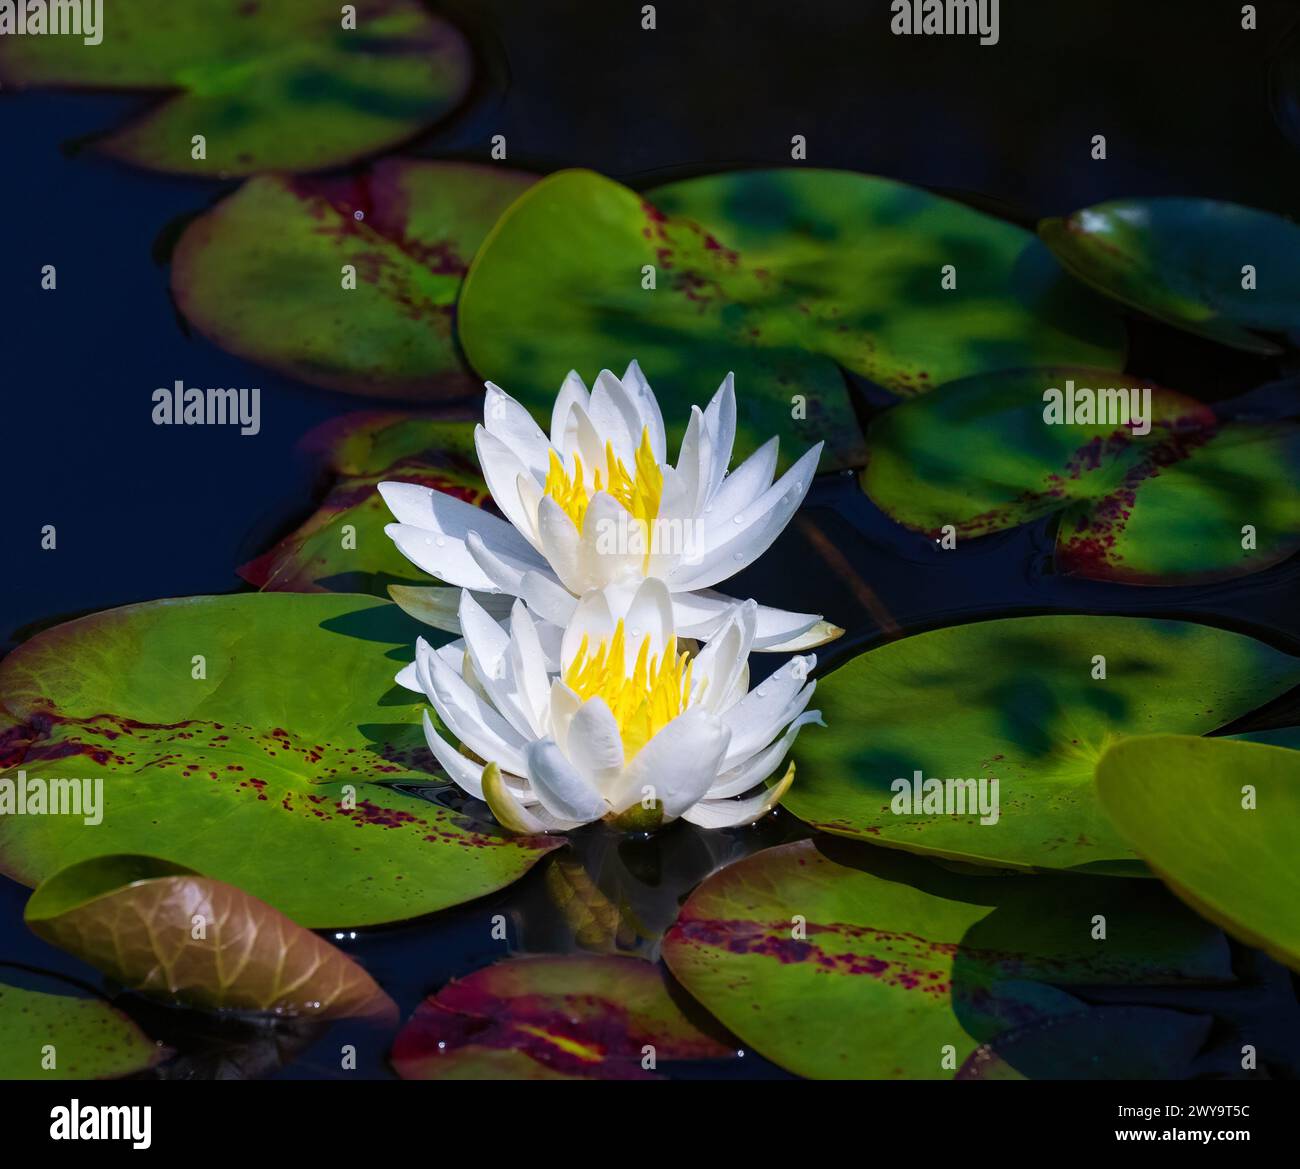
[544,427,663,532]
[563,620,693,758]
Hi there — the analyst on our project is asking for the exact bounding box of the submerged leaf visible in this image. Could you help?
[26,855,397,1021]
[390,955,734,1079]
[663,840,1230,1079]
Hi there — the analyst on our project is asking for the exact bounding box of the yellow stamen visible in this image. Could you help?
[563,619,693,758]
[543,427,663,534]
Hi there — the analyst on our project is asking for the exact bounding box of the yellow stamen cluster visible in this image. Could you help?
[564,620,693,758]
[544,427,664,532]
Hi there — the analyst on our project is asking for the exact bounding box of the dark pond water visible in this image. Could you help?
[2,0,1299,1078]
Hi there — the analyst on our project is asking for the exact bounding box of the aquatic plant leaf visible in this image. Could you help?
[390,955,734,1079]
[459,169,1124,470]
[1096,735,1300,971]
[957,1006,1212,1080]
[1040,198,1300,353]
[26,855,397,1020]
[860,367,1300,584]
[0,979,161,1080]
[173,164,534,396]
[650,169,1126,396]
[663,840,1230,1079]
[239,412,487,594]
[784,615,1300,872]
[0,1,472,176]
[0,594,561,927]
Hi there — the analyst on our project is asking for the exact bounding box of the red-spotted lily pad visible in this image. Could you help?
[390,955,734,1079]
[861,367,1300,583]
[173,163,534,397]
[26,855,397,1020]
[458,169,1125,470]
[239,412,487,594]
[0,1,472,176]
[663,840,1230,1079]
[0,593,561,928]
[0,978,162,1080]
[1040,199,1300,354]
[957,1006,1213,1080]
[1096,735,1300,972]
[783,615,1300,873]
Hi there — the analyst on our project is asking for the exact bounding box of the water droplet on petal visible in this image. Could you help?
[732,552,744,561]
[733,514,744,524]
[435,536,446,547]
[756,686,770,698]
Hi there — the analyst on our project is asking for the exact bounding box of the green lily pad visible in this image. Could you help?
[459,169,1125,470]
[239,412,486,594]
[26,855,397,1020]
[662,839,1231,1079]
[0,1,472,176]
[390,955,734,1079]
[173,163,534,397]
[1096,735,1300,971]
[957,1006,1212,1080]
[0,593,561,928]
[0,979,162,1080]
[1040,199,1300,353]
[783,615,1300,872]
[861,367,1300,583]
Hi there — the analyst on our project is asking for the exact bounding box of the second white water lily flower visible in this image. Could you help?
[380,361,841,652]
[412,578,822,833]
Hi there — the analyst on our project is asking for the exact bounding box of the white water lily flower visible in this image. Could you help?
[412,577,823,833]
[380,361,842,653]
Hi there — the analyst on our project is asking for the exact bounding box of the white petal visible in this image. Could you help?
[483,382,552,481]
[701,372,737,502]
[474,426,545,544]
[668,442,822,591]
[560,698,625,793]
[621,577,676,668]
[670,590,830,652]
[525,739,608,822]
[621,359,666,463]
[560,588,616,672]
[606,709,730,818]
[550,370,590,452]
[388,584,513,634]
[588,369,643,465]
[719,656,816,768]
[537,496,589,594]
[579,491,641,589]
[396,661,421,692]
[379,481,541,564]
[709,710,823,797]
[415,638,529,775]
[421,709,533,801]
[519,569,578,627]
[702,436,777,527]
[682,760,795,828]
[507,600,551,737]
[481,762,586,834]
[458,592,538,740]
